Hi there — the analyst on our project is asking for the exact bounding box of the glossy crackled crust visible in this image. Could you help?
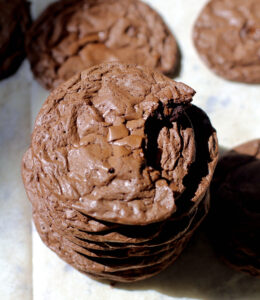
[23,63,201,226]
[193,0,260,83]
[26,0,178,90]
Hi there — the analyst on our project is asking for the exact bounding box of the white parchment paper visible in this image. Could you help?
[0,0,260,299]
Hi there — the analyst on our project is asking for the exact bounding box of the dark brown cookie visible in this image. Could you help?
[193,0,260,83]
[34,203,181,282]
[26,0,178,90]
[209,139,260,277]
[0,0,31,80]
[22,62,218,282]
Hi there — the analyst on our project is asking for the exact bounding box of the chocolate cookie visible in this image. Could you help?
[22,62,218,282]
[26,0,178,90]
[209,139,260,277]
[193,0,260,83]
[0,0,31,80]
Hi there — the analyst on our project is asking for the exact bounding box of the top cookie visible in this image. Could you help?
[0,0,31,80]
[22,62,218,227]
[193,0,260,83]
[27,0,178,90]
[23,62,195,225]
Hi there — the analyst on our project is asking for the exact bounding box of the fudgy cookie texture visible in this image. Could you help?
[209,139,260,277]
[22,62,218,282]
[26,0,178,90]
[193,0,260,83]
[0,0,31,80]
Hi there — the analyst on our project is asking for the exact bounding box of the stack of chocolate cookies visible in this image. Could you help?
[22,63,218,282]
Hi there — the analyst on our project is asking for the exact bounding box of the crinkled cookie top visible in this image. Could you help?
[193,0,260,83]
[24,63,197,225]
[0,0,31,79]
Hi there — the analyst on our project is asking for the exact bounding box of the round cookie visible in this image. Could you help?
[0,0,31,80]
[26,0,178,90]
[23,63,198,226]
[193,0,260,83]
[209,139,260,277]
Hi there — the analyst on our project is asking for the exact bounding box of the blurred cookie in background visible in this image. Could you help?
[26,0,179,90]
[209,139,260,277]
[0,0,31,80]
[193,0,260,83]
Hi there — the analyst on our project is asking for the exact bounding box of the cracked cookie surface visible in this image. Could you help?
[193,0,260,83]
[27,0,178,90]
